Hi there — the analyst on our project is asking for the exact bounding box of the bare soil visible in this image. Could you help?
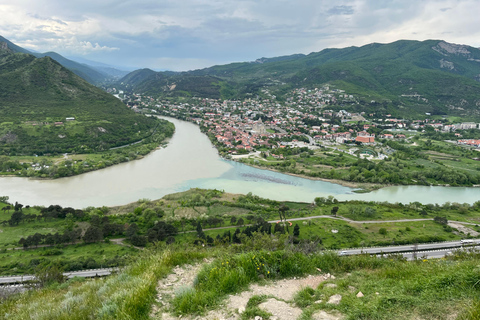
[151,262,343,320]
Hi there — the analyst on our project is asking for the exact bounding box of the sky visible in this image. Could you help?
[1,0,480,71]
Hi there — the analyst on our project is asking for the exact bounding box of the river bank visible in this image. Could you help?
[230,158,384,192]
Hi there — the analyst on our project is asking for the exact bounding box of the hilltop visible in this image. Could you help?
[119,39,480,118]
[0,35,126,84]
[0,44,167,157]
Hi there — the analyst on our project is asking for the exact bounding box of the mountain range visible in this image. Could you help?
[0,36,128,84]
[0,40,159,155]
[118,39,480,118]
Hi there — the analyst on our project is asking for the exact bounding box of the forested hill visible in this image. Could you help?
[0,35,119,84]
[0,44,162,155]
[119,39,480,118]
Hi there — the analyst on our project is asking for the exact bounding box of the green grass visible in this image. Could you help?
[2,243,480,319]
[0,245,209,320]
[0,242,136,275]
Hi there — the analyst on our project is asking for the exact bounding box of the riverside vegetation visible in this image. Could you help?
[1,189,480,319]
[2,189,480,275]
[0,42,175,178]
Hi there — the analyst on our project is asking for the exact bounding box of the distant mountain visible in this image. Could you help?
[32,51,108,84]
[0,35,117,85]
[119,39,480,118]
[0,44,160,155]
[65,56,130,79]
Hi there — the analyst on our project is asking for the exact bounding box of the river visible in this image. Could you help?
[1,117,479,208]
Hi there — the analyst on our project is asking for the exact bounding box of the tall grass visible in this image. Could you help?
[171,250,402,315]
[0,245,208,320]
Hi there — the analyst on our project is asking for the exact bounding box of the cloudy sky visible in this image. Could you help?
[1,0,479,71]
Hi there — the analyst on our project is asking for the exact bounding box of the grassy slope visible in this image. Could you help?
[1,245,480,319]
[0,50,161,155]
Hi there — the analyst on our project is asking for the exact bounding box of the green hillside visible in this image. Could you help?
[119,39,480,118]
[0,35,114,84]
[0,46,163,156]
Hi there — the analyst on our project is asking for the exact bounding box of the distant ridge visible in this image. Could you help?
[0,45,160,155]
[118,39,480,118]
[0,35,122,85]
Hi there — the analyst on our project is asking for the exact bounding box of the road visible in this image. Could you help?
[0,268,117,285]
[339,241,480,256]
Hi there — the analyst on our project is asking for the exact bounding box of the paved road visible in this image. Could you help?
[0,268,117,285]
[338,241,480,256]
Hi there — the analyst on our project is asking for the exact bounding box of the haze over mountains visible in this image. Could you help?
[117,39,480,118]
[0,35,128,85]
[2,35,480,119]
[0,38,159,155]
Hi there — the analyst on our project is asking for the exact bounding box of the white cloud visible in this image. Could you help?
[0,0,479,70]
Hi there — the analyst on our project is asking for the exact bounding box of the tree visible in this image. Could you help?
[33,262,65,288]
[279,204,290,233]
[434,216,448,225]
[230,216,237,224]
[14,202,23,212]
[83,226,103,243]
[130,235,148,247]
[237,218,244,227]
[293,223,300,237]
[8,211,24,226]
[314,197,327,207]
[126,223,138,238]
[331,206,339,217]
[379,228,387,236]
[196,221,205,239]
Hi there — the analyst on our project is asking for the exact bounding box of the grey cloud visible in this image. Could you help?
[29,13,68,25]
[327,5,354,15]
[440,7,452,12]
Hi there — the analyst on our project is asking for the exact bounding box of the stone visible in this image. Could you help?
[255,317,263,320]
[259,298,302,320]
[238,306,245,314]
[348,286,356,292]
[327,294,342,305]
[314,300,323,304]
[312,310,344,320]
[356,291,364,298]
[325,283,337,288]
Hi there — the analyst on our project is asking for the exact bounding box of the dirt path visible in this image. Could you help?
[150,261,343,320]
[448,222,480,236]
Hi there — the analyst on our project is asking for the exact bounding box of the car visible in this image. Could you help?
[339,251,348,256]
[461,239,475,244]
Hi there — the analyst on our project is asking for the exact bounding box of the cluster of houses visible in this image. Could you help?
[113,86,480,154]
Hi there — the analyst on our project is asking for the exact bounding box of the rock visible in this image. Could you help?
[255,317,263,320]
[312,310,344,320]
[356,291,364,298]
[314,300,323,304]
[238,306,245,314]
[348,286,356,292]
[376,292,379,295]
[325,283,337,288]
[330,275,336,280]
[327,294,342,305]
[259,298,302,320]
